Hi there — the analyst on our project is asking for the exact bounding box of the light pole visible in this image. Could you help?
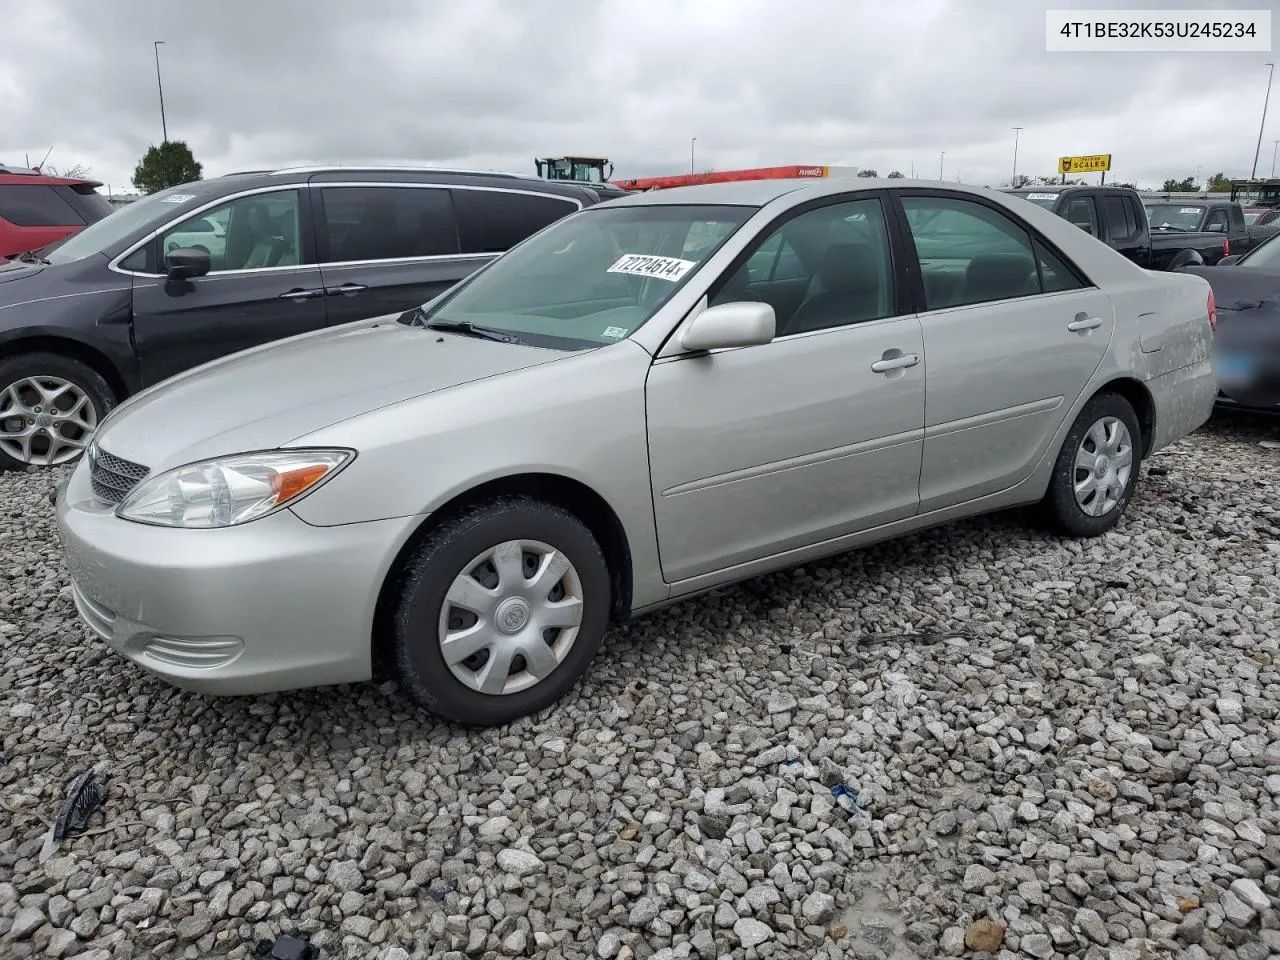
[154,41,168,143]
[939,151,945,180]
[1273,140,1279,178]
[690,138,696,175]
[1250,62,1274,181]
[1011,127,1022,186]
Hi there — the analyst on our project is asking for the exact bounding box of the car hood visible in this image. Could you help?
[0,259,47,285]
[92,316,571,470]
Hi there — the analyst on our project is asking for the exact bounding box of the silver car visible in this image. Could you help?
[55,178,1218,727]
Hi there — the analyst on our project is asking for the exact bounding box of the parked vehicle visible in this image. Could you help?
[55,177,1218,727]
[0,163,114,259]
[1001,185,1237,270]
[1243,206,1280,227]
[1142,198,1262,252]
[0,165,614,470]
[1183,231,1280,412]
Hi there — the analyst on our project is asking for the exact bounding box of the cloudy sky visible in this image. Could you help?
[1,0,1276,194]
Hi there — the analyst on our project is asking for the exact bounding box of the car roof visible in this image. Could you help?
[610,177,1026,208]
[202,165,603,202]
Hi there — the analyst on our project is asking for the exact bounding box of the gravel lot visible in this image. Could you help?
[2,412,1279,960]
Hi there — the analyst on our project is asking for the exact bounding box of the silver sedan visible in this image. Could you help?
[55,178,1218,727]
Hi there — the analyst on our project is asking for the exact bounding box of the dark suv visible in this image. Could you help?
[0,165,615,470]
[0,163,114,259]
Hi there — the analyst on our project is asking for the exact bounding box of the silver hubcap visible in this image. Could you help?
[438,539,584,696]
[1074,416,1133,517]
[0,376,98,466]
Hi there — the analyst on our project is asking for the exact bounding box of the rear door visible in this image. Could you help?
[127,186,329,386]
[893,189,1115,512]
[312,182,477,325]
[1100,192,1149,266]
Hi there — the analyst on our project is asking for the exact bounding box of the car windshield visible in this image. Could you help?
[1237,231,1280,268]
[1007,191,1060,210]
[42,186,208,264]
[1146,204,1204,231]
[417,203,755,348]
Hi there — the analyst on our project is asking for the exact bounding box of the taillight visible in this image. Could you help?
[1223,237,1230,257]
[1207,289,1217,332]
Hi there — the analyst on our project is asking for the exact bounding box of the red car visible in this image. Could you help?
[0,163,115,259]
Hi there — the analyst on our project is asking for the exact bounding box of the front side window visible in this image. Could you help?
[451,190,579,254]
[159,190,302,272]
[319,186,459,262]
[417,204,753,348]
[1063,197,1100,237]
[0,185,83,227]
[711,198,896,335]
[1204,209,1229,233]
[903,195,1065,309]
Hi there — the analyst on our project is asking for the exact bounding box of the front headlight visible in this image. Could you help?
[115,449,354,528]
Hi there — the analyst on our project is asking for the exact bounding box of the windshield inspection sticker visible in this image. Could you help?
[1026,193,1059,200]
[601,326,628,339]
[608,254,696,282]
[160,194,196,204]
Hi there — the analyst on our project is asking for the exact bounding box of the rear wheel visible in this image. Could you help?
[1038,392,1142,537]
[0,353,115,471]
[388,495,612,727]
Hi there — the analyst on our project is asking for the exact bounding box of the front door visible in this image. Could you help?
[131,188,329,387]
[895,190,1115,512]
[646,195,926,584]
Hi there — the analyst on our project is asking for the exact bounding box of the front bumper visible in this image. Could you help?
[54,459,418,696]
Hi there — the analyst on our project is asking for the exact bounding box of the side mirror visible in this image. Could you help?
[165,247,211,280]
[1206,222,1226,233]
[1218,254,1242,266]
[680,301,776,352]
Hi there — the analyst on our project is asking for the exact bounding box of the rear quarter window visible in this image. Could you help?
[451,189,579,254]
[0,184,84,227]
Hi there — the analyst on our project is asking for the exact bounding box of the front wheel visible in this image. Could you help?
[388,496,612,727]
[0,353,115,472]
[1038,392,1142,537]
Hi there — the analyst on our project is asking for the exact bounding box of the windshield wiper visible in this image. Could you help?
[5,250,50,264]
[422,317,525,344]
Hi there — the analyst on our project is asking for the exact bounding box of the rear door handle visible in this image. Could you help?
[1067,315,1103,331]
[871,353,920,373]
[327,283,368,297]
[280,288,325,301]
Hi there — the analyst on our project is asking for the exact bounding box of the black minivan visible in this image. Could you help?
[0,166,617,470]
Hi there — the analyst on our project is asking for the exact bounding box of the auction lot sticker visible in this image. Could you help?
[609,254,696,282]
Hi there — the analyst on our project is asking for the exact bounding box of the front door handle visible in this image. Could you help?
[280,288,325,301]
[871,353,920,373]
[327,283,368,297]
[1067,314,1103,332]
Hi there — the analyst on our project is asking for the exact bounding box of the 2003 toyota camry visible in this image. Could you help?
[55,178,1218,727]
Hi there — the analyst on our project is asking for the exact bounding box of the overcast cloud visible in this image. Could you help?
[1,0,1276,193]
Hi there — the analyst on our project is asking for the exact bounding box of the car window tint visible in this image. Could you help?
[451,189,578,254]
[0,185,84,227]
[710,197,896,335]
[1063,197,1099,237]
[319,186,459,263]
[1033,238,1086,293]
[1103,196,1140,242]
[902,196,1040,309]
[160,190,303,272]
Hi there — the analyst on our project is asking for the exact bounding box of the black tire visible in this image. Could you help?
[389,495,612,727]
[1038,391,1142,537]
[0,352,116,472]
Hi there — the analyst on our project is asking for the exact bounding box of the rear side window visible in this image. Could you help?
[319,186,460,263]
[1033,238,1086,293]
[0,185,84,227]
[1229,206,1246,231]
[451,189,579,254]
[1103,196,1140,243]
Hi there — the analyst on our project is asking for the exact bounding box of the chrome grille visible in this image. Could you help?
[88,446,150,505]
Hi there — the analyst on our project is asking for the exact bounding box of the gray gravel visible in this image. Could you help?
[2,412,1280,960]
